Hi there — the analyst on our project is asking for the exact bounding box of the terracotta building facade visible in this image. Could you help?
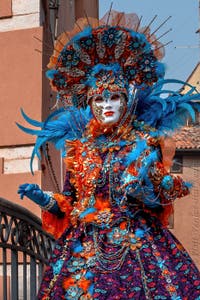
[171,63,200,269]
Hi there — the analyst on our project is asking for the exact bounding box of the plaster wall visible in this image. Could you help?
[0,0,12,18]
[0,0,40,32]
[171,154,200,269]
[0,146,39,174]
[0,27,43,146]
[0,20,43,212]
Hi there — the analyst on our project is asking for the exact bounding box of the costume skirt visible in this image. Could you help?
[38,212,200,299]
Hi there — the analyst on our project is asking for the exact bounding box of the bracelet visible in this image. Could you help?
[40,191,56,211]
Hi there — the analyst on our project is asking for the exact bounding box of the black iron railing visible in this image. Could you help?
[0,197,55,300]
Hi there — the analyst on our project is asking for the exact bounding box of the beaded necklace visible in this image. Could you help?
[93,227,130,272]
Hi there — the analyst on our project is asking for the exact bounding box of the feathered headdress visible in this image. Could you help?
[46,10,165,108]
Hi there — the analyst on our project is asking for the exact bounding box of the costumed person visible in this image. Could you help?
[17,10,200,299]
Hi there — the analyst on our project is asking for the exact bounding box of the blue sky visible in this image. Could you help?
[99,0,199,85]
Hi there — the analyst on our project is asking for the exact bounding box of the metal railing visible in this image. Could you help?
[0,197,55,300]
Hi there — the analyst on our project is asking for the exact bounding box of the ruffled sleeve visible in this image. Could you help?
[42,171,75,239]
[42,193,73,239]
[149,161,191,226]
[150,161,190,202]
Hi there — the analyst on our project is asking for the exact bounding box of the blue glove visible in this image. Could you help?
[18,183,64,216]
[18,183,51,206]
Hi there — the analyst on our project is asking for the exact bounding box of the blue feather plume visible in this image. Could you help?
[124,138,147,167]
[135,79,200,134]
[16,106,92,173]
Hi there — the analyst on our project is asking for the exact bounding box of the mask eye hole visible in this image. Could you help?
[93,96,103,103]
[111,93,121,101]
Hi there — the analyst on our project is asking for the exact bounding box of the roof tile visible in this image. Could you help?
[174,126,200,149]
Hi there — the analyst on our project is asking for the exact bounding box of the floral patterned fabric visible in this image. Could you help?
[38,212,200,299]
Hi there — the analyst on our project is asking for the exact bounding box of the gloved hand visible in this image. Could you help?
[17,183,51,206]
[18,183,64,216]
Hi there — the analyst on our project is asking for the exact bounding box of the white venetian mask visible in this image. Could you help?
[90,91,127,125]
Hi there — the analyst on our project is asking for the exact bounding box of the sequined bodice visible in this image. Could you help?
[67,130,156,228]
